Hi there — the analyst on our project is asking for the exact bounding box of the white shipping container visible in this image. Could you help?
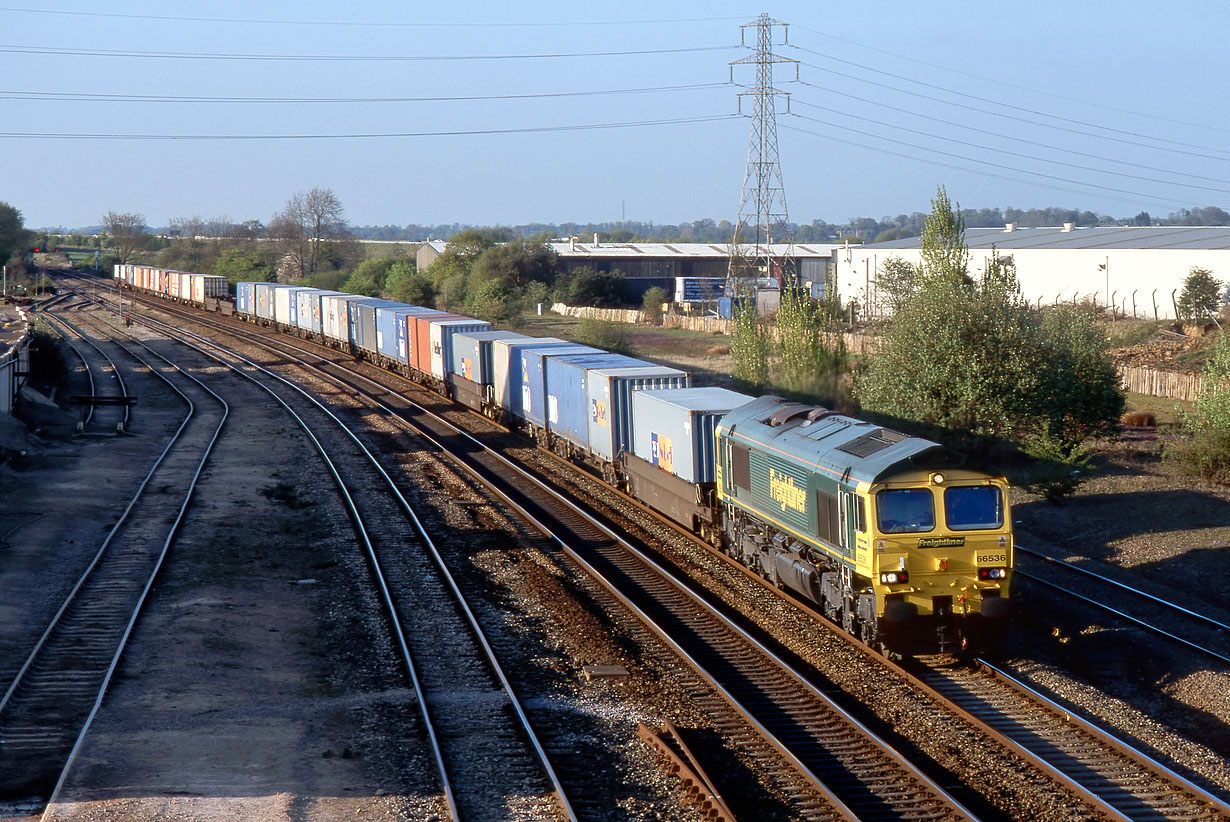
[429,319,490,380]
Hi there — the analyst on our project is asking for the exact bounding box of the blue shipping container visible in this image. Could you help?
[543,352,643,444]
[352,299,404,356]
[516,345,602,427]
[630,387,754,484]
[375,304,433,365]
[236,281,257,316]
[586,366,691,464]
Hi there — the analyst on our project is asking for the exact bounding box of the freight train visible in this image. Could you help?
[112,264,1013,654]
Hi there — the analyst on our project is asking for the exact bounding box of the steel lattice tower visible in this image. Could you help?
[729,14,798,295]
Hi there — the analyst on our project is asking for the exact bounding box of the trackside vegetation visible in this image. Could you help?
[1168,331,1230,481]
[853,186,1124,499]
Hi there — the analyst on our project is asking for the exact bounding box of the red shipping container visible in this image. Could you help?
[409,311,467,377]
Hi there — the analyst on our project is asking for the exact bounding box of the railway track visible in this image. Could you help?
[0,304,227,814]
[114,290,999,821]
[911,657,1230,822]
[85,282,1230,820]
[1015,543,1230,665]
[40,302,131,434]
[61,287,576,822]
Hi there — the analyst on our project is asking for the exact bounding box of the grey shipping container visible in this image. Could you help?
[631,387,754,484]
[452,330,528,386]
[351,299,403,355]
[586,366,691,464]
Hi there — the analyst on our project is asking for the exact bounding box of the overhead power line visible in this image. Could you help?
[0,43,735,62]
[792,23,1230,137]
[790,55,1230,164]
[781,120,1199,213]
[795,79,1230,187]
[0,7,746,28]
[790,96,1230,197]
[787,111,1208,209]
[0,82,728,104]
[0,113,735,140]
[787,44,1230,160]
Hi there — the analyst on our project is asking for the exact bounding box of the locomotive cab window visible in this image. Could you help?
[876,488,935,534]
[731,443,751,492]
[944,485,1003,530]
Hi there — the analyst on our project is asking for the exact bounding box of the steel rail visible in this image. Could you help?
[39,312,230,817]
[36,308,96,425]
[0,318,199,719]
[43,305,131,429]
[975,658,1230,818]
[94,281,1230,820]
[1017,543,1230,633]
[99,295,577,822]
[152,303,983,821]
[1015,569,1230,665]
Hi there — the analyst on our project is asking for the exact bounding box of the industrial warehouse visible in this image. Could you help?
[838,224,1230,319]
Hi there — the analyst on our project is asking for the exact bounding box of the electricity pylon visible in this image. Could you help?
[728,13,798,298]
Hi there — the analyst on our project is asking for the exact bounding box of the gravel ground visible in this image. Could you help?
[12,296,1227,821]
[6,311,437,822]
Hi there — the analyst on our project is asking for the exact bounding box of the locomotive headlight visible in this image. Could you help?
[930,472,946,485]
[880,570,909,585]
[978,567,1008,581]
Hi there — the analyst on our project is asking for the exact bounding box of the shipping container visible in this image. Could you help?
[492,338,573,420]
[429,318,491,380]
[630,387,752,484]
[451,330,527,386]
[544,354,646,450]
[274,286,311,328]
[586,366,691,464]
[320,293,365,346]
[349,299,404,356]
[236,281,257,316]
[189,273,227,305]
[408,311,465,376]
[375,304,434,366]
[295,289,339,335]
[522,347,608,429]
[254,282,286,321]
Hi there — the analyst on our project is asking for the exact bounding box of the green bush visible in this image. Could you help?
[1169,331,1230,482]
[1178,266,1223,323]
[213,248,275,285]
[641,286,667,325]
[25,319,68,390]
[554,266,625,307]
[574,319,630,354]
[1166,430,1230,483]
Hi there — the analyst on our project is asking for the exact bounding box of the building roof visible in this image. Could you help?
[548,241,837,258]
[864,225,1230,251]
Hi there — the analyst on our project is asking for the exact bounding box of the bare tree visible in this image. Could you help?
[270,188,347,280]
[101,210,147,264]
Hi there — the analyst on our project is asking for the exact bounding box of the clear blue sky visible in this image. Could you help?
[4,2,1230,230]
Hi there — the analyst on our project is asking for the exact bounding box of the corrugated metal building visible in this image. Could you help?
[837,225,1230,320]
[416,237,839,302]
[548,239,838,300]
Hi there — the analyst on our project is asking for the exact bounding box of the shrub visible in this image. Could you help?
[574,319,630,354]
[641,286,667,326]
[554,266,625,307]
[1178,266,1223,323]
[1170,331,1230,482]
